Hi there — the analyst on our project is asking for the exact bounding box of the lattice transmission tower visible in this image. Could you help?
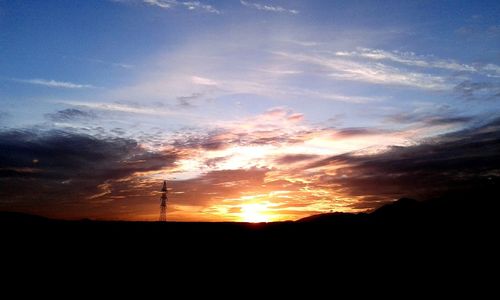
[159,180,168,222]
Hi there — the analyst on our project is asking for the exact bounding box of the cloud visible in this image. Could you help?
[83,57,134,69]
[112,71,381,104]
[0,129,178,218]
[483,64,500,77]
[454,80,500,100]
[63,54,134,69]
[171,127,303,153]
[386,107,474,127]
[284,39,320,47]
[180,1,220,14]
[45,109,96,122]
[170,167,269,206]
[240,0,298,15]
[191,75,217,86]
[106,32,391,105]
[274,154,319,165]
[177,92,204,107]
[204,156,231,168]
[336,47,500,79]
[274,51,451,90]
[144,0,173,9]
[162,167,328,221]
[423,116,475,126]
[304,117,500,207]
[14,78,95,89]
[287,113,304,123]
[59,100,195,118]
[143,0,220,14]
[337,48,477,73]
[333,128,387,138]
[170,106,421,165]
[3,107,496,220]
[269,48,497,92]
[172,130,233,151]
[0,129,178,181]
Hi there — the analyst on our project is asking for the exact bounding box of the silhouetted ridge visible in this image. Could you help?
[296,212,363,224]
[296,198,420,223]
[370,198,419,219]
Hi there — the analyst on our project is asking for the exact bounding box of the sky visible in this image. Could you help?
[1,0,500,221]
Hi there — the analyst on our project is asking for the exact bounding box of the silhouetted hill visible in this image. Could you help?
[299,194,498,226]
[297,211,364,224]
[296,198,426,223]
[370,197,419,217]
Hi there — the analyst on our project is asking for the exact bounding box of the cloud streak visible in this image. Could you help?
[274,51,451,90]
[336,47,500,78]
[336,48,477,73]
[15,78,95,89]
[45,109,96,122]
[385,106,475,127]
[240,1,298,15]
[143,0,220,14]
[454,80,500,101]
[59,101,196,118]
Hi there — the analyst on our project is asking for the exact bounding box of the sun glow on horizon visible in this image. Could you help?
[239,203,272,223]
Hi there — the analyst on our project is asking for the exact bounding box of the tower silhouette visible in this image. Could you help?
[159,180,168,222]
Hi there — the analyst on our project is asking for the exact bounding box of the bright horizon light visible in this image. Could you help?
[240,203,272,223]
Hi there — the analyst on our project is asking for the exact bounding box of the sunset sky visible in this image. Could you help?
[1,0,500,221]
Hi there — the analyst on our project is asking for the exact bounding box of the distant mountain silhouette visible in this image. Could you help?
[297,211,363,224]
[299,195,496,226]
[297,198,423,223]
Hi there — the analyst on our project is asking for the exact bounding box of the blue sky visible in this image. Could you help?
[1,1,500,221]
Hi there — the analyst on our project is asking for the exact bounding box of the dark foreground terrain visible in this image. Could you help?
[2,190,499,283]
[2,190,499,249]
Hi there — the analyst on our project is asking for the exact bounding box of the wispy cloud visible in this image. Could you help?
[143,0,220,14]
[144,0,173,9]
[191,75,217,86]
[59,100,197,118]
[336,47,500,77]
[85,58,134,69]
[15,78,95,89]
[110,71,381,104]
[177,92,204,107]
[385,107,474,127]
[45,108,96,122]
[63,55,134,69]
[240,0,298,15]
[454,80,500,100]
[274,51,451,90]
[336,48,476,72]
[285,39,320,47]
[483,64,500,78]
[180,1,220,14]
